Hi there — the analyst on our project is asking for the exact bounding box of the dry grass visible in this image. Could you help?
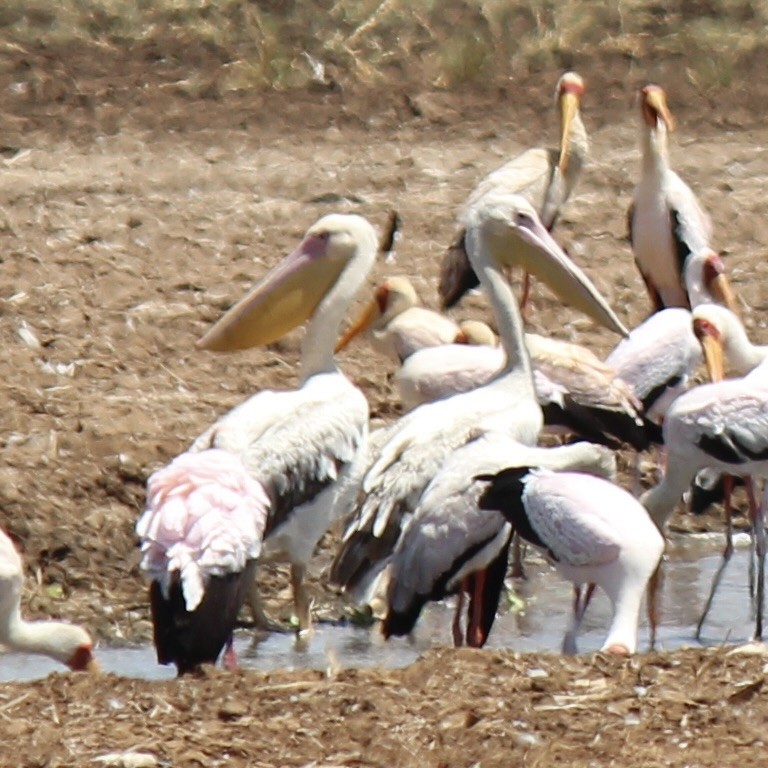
[0,0,766,91]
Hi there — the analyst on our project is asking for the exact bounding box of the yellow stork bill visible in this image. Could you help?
[331,193,627,607]
[0,529,97,671]
[335,276,461,362]
[440,71,588,309]
[693,303,767,378]
[382,436,619,648]
[137,213,379,674]
[628,85,718,312]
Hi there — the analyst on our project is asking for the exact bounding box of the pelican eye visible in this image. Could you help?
[515,211,534,228]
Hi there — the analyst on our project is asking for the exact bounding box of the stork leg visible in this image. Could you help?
[745,478,757,602]
[563,583,596,654]
[452,583,466,647]
[746,478,765,640]
[647,559,664,651]
[509,533,526,579]
[467,568,487,648]
[291,563,312,635]
[696,475,735,640]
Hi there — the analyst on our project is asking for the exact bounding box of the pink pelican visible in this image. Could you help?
[137,213,380,674]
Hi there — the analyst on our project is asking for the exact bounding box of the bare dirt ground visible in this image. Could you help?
[1,38,768,768]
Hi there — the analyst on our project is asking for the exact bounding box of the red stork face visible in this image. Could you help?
[335,276,418,353]
[640,84,676,130]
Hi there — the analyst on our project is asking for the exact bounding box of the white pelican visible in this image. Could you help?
[640,358,768,640]
[0,529,97,671]
[136,213,379,673]
[336,276,460,363]
[383,455,663,654]
[629,84,720,312]
[331,193,628,606]
[440,71,588,309]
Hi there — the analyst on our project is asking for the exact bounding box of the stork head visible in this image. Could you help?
[335,276,419,352]
[640,84,675,131]
[556,71,586,175]
[455,320,498,347]
[684,249,739,314]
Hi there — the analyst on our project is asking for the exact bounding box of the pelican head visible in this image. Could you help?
[336,276,419,352]
[556,71,585,175]
[684,248,739,314]
[198,214,378,351]
[640,84,675,131]
[468,193,629,337]
[455,319,498,347]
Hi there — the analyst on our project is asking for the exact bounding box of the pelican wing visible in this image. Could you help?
[242,386,368,535]
[190,389,301,455]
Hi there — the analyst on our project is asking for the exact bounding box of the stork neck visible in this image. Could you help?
[0,610,70,663]
[641,122,670,175]
[726,325,768,376]
[640,467,691,531]
[565,113,589,171]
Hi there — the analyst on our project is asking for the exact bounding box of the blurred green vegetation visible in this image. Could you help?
[0,0,765,91]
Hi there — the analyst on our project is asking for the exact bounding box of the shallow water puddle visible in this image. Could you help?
[0,533,761,681]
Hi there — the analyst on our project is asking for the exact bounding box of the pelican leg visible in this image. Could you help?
[696,475,735,640]
[291,564,312,635]
[452,583,466,647]
[246,573,284,633]
[222,637,238,671]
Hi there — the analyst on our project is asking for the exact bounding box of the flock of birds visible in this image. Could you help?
[2,72,767,677]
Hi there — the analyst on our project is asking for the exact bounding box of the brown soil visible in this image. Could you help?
[0,37,767,768]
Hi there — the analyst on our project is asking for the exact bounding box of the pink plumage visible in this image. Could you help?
[137,449,270,612]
